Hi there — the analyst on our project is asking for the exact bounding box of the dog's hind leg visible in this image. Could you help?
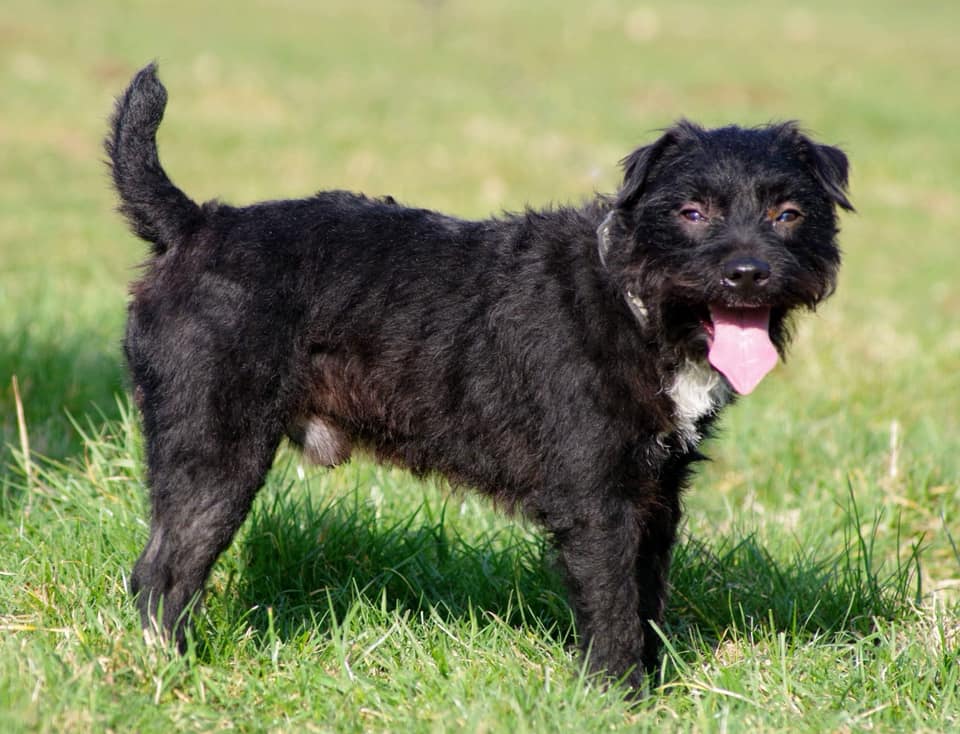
[129,377,287,651]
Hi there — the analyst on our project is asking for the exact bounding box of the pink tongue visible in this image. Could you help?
[707,305,778,395]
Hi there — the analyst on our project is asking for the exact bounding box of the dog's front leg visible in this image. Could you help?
[554,497,648,689]
[633,490,682,674]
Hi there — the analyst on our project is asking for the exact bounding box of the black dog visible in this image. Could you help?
[107,63,851,689]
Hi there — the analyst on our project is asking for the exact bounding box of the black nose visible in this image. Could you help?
[722,256,771,292]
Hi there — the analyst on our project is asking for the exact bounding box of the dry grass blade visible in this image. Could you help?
[12,374,33,486]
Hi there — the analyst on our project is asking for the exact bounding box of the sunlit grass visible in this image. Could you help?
[1,0,958,731]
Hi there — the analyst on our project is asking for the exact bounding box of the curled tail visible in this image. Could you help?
[105,62,201,254]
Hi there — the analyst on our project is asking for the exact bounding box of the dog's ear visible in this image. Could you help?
[807,142,854,212]
[616,123,693,209]
[784,124,854,212]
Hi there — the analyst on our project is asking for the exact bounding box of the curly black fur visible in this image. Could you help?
[107,63,851,689]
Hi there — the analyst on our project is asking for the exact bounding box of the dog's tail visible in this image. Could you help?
[105,62,202,255]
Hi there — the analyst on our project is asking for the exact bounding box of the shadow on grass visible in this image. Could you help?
[225,480,920,672]
[668,520,922,645]
[228,485,575,645]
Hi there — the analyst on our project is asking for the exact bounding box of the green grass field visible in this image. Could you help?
[2,1,958,731]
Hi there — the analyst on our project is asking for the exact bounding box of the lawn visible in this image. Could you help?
[1,1,958,731]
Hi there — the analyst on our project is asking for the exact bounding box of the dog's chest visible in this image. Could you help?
[666,360,731,449]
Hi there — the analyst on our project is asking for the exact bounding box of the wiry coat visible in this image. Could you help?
[107,63,850,689]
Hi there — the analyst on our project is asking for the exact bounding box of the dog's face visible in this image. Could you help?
[601,121,851,394]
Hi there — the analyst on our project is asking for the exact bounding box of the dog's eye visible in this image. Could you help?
[775,208,802,223]
[680,208,707,223]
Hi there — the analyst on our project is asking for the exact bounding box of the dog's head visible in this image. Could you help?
[599,120,852,394]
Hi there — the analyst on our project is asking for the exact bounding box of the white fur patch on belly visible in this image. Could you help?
[667,359,731,449]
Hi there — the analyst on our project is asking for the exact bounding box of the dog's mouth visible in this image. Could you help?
[701,305,778,395]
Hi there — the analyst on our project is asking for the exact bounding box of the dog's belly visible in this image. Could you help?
[283,337,555,498]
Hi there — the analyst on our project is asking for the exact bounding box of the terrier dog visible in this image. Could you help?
[107,63,851,689]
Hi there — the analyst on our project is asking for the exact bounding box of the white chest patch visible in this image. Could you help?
[666,359,731,449]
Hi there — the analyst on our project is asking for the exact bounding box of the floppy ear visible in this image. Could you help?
[786,125,854,212]
[806,141,854,211]
[615,126,686,209]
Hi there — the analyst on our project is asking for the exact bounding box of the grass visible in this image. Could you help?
[1,0,958,731]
